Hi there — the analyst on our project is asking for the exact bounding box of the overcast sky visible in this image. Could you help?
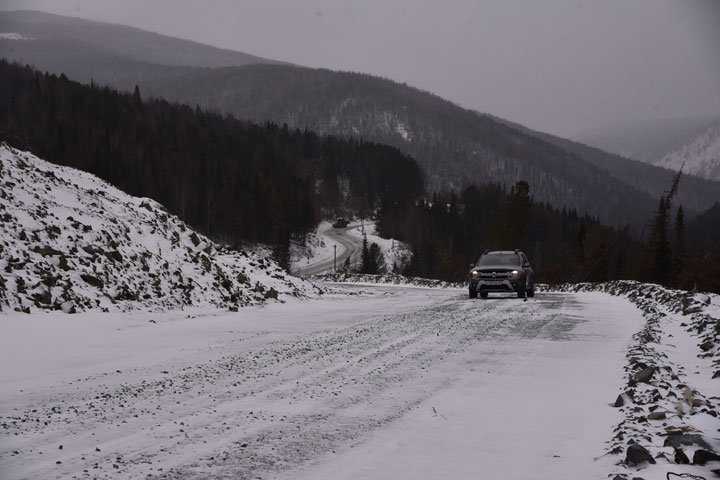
[2,0,719,137]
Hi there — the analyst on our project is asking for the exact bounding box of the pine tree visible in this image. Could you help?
[360,233,370,274]
[488,180,531,251]
[636,168,682,286]
[673,205,685,287]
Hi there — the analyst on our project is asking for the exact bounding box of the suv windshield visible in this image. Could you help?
[477,253,521,267]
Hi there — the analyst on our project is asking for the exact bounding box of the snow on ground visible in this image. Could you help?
[1,285,648,479]
[0,144,316,313]
[554,281,720,478]
[282,291,643,480]
[345,222,412,272]
[291,221,344,272]
[290,220,410,275]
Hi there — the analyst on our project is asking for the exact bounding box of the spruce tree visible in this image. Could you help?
[673,205,685,287]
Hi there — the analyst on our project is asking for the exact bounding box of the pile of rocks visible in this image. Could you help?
[0,144,317,313]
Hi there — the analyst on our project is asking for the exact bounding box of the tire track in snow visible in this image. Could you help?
[0,291,585,479]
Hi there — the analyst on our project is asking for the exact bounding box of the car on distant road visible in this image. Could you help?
[332,217,350,228]
[468,250,535,299]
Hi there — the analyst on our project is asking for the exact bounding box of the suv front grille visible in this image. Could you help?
[479,271,508,278]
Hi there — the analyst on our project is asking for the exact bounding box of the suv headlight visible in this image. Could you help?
[509,269,519,277]
[471,270,479,276]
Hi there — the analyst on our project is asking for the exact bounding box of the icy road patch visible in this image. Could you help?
[0,286,642,479]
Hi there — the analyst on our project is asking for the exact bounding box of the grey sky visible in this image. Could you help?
[2,0,719,137]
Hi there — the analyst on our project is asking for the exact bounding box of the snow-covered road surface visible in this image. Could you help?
[293,225,363,276]
[0,286,643,479]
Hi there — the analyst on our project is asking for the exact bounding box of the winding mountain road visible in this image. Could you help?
[293,224,364,276]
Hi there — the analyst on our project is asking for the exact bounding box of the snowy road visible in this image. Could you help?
[293,225,363,276]
[0,286,642,479]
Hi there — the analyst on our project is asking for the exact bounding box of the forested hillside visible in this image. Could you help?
[0,61,423,260]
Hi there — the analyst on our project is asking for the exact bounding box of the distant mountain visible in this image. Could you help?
[655,121,720,181]
[0,144,314,313]
[3,10,720,230]
[483,113,720,213]
[577,116,720,181]
[0,10,280,69]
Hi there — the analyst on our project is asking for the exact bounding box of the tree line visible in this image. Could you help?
[376,178,720,293]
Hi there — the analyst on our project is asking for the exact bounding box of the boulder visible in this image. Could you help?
[693,449,720,465]
[625,444,656,466]
[647,411,666,421]
[664,433,712,450]
[674,447,690,465]
[631,367,655,385]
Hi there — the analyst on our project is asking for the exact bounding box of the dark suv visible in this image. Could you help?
[468,250,535,299]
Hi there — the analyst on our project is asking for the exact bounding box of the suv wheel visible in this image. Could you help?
[469,288,477,299]
[480,291,488,299]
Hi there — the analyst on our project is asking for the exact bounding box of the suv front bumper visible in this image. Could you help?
[470,278,524,293]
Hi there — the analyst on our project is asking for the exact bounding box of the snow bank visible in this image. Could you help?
[0,144,317,313]
[550,281,720,477]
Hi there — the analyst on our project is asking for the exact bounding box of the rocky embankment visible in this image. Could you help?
[0,144,317,313]
[313,272,463,289]
[552,281,720,478]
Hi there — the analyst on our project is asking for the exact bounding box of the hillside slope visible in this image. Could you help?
[484,113,720,211]
[0,144,315,313]
[0,10,279,68]
[657,121,720,181]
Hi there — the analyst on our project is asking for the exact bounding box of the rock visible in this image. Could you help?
[625,444,656,466]
[647,411,666,420]
[693,449,720,465]
[264,288,278,300]
[80,274,104,289]
[229,306,238,313]
[674,447,690,464]
[189,232,201,247]
[664,433,712,450]
[700,340,714,352]
[32,245,63,256]
[614,394,625,407]
[58,255,70,271]
[631,367,655,384]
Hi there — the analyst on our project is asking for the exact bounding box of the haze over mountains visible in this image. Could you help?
[577,116,720,181]
[1,10,719,231]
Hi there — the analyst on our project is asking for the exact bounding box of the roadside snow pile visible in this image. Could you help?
[314,272,463,289]
[0,144,316,313]
[553,281,720,478]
